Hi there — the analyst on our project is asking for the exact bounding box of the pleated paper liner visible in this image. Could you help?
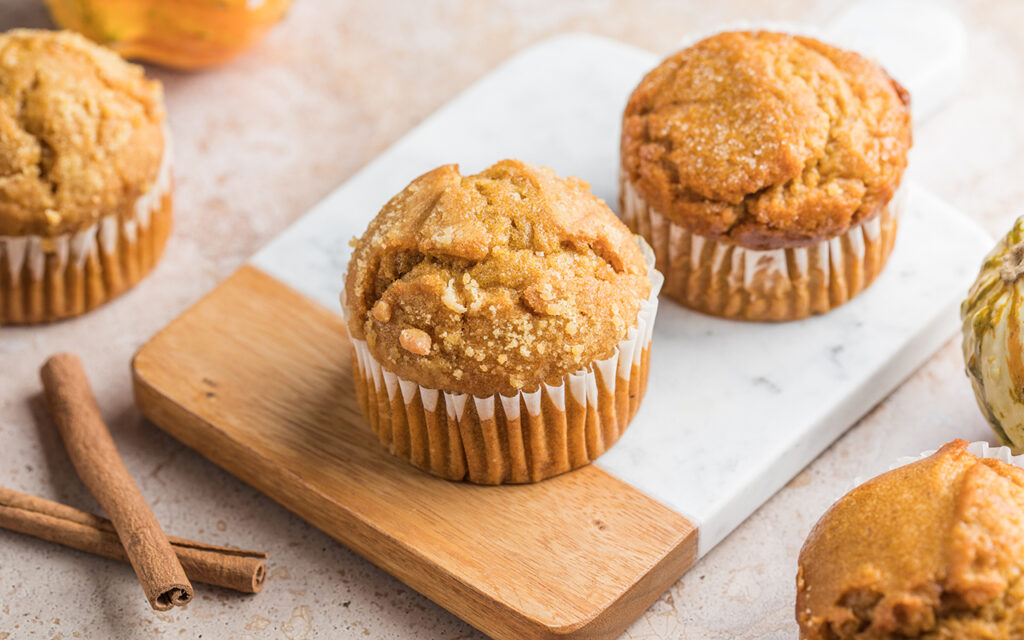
[0,196,172,325]
[349,239,663,485]
[893,441,1024,472]
[842,441,1024,496]
[620,175,906,321]
[0,137,173,325]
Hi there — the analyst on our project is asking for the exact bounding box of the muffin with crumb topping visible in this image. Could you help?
[620,30,911,321]
[0,29,171,324]
[343,159,662,484]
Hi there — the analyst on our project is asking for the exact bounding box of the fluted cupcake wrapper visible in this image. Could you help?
[349,238,663,484]
[0,130,173,325]
[894,442,1024,471]
[841,441,1024,497]
[620,175,906,321]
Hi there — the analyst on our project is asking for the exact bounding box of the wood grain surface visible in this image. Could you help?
[132,265,697,639]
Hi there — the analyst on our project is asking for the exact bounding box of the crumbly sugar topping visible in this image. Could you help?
[344,160,651,397]
[621,31,911,249]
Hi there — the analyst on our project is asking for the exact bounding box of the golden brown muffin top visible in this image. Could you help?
[0,29,166,237]
[797,440,1024,640]
[344,160,652,397]
[621,31,911,250]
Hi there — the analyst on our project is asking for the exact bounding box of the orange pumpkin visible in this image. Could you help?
[44,0,291,70]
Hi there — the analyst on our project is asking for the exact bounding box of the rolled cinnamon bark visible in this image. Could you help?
[0,486,267,593]
[40,353,194,610]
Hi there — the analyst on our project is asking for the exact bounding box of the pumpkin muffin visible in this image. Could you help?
[0,29,172,325]
[620,30,911,321]
[343,160,662,484]
[797,440,1024,639]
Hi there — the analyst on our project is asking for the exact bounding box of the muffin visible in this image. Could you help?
[0,30,172,325]
[620,31,911,321]
[343,160,662,484]
[797,440,1024,639]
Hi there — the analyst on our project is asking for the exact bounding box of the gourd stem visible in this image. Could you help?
[1001,240,1024,283]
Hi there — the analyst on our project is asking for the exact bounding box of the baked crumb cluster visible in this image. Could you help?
[344,160,651,397]
[0,29,165,237]
[797,441,1024,639]
[622,31,911,250]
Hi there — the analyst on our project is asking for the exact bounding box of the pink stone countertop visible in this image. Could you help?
[0,1,1020,638]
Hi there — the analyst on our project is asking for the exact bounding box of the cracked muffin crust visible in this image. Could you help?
[343,160,661,483]
[621,30,911,250]
[797,440,1024,639]
[0,29,166,237]
[344,159,651,398]
[619,30,910,321]
[0,29,171,324]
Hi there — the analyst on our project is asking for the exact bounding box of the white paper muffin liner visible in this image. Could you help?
[348,238,663,484]
[0,127,173,324]
[841,441,1024,496]
[892,441,1024,471]
[620,173,905,322]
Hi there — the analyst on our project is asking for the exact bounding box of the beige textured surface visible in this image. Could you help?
[0,0,1017,638]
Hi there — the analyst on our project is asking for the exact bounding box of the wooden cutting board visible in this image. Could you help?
[133,264,696,639]
[133,5,986,639]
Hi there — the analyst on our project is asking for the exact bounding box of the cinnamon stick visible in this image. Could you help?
[0,486,266,593]
[40,353,193,610]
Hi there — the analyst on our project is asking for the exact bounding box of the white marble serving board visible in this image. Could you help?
[252,9,990,557]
